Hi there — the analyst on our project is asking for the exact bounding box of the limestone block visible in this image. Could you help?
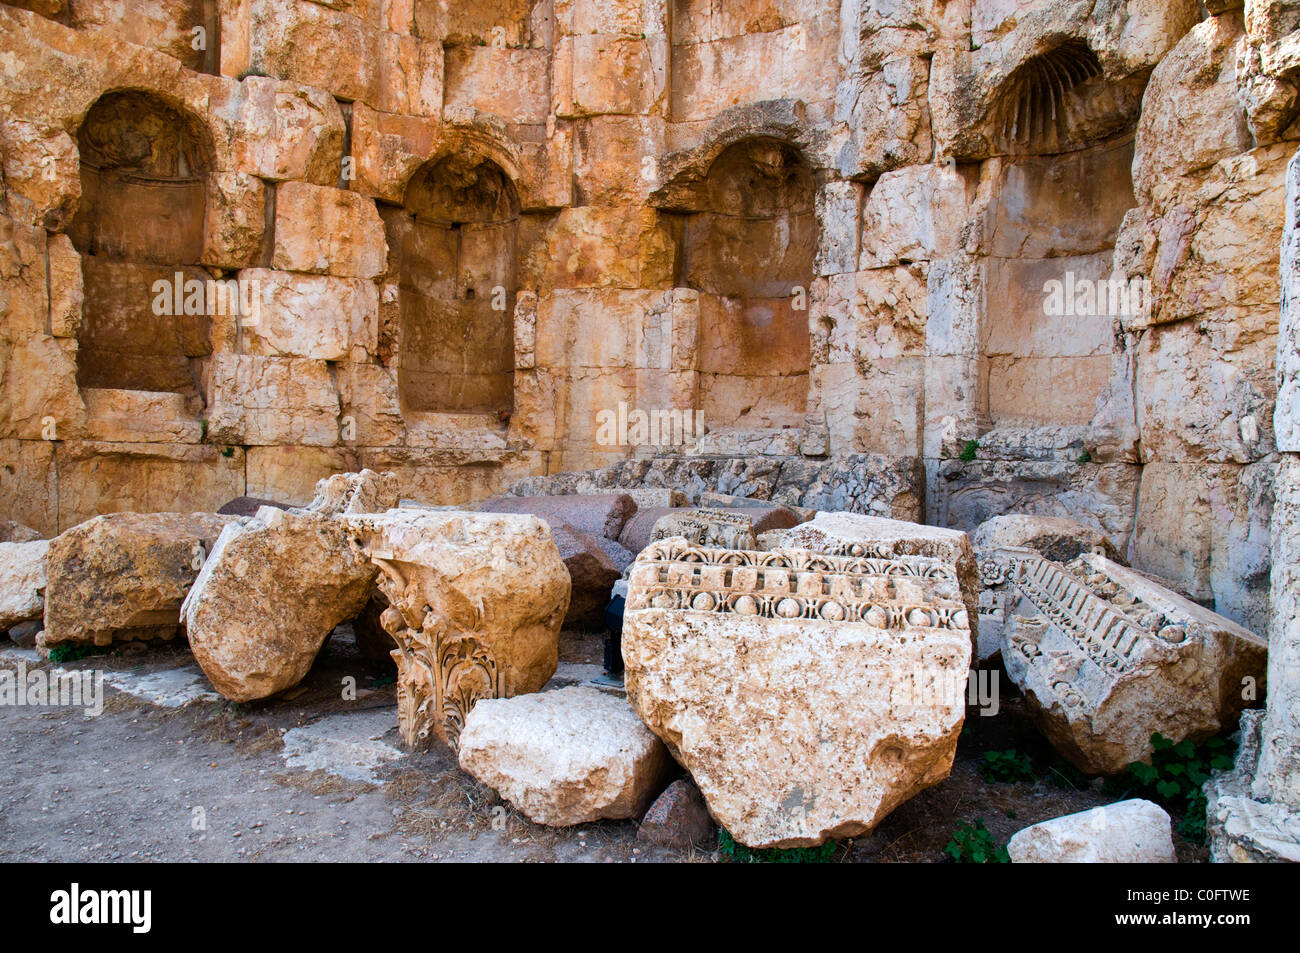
[650,508,759,551]
[0,539,48,630]
[1131,459,1275,633]
[0,441,56,538]
[182,508,378,701]
[347,510,570,747]
[271,182,387,279]
[620,504,798,554]
[549,520,621,629]
[669,21,838,123]
[293,468,400,517]
[838,56,933,180]
[236,76,346,185]
[377,30,443,116]
[44,512,235,645]
[623,539,971,848]
[458,686,672,826]
[443,46,550,125]
[238,268,379,361]
[520,208,675,291]
[556,33,668,117]
[348,105,440,204]
[763,512,980,654]
[68,0,211,71]
[202,172,268,271]
[997,551,1267,774]
[205,354,341,447]
[52,443,245,530]
[244,446,353,507]
[574,115,666,205]
[637,777,715,850]
[1134,16,1253,211]
[249,0,378,104]
[860,165,970,269]
[477,493,637,541]
[973,514,1125,564]
[1008,800,1176,863]
[337,362,405,445]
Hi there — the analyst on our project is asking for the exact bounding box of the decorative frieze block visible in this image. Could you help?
[623,539,971,848]
[995,550,1267,774]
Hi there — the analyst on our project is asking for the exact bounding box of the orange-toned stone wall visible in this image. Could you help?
[0,0,1295,629]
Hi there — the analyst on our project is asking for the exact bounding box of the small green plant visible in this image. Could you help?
[980,748,1037,783]
[944,819,1009,863]
[1077,449,1093,464]
[48,643,98,663]
[958,439,979,462]
[718,828,836,864]
[200,418,209,441]
[221,446,235,458]
[1113,732,1237,843]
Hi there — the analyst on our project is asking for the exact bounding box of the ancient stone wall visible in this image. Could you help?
[0,0,1294,630]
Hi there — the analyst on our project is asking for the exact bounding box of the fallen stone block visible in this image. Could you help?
[44,513,236,646]
[760,511,980,657]
[347,510,570,748]
[182,507,378,701]
[972,513,1125,564]
[1008,799,1176,863]
[637,778,715,850]
[623,538,972,848]
[7,619,41,649]
[216,495,296,517]
[0,539,48,630]
[550,521,621,629]
[477,493,637,542]
[996,550,1267,774]
[650,508,759,550]
[619,504,798,554]
[292,468,399,517]
[458,685,673,826]
[974,515,1125,662]
[699,491,816,522]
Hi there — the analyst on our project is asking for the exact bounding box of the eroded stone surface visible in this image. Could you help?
[44,513,235,646]
[1008,799,1177,863]
[0,540,48,630]
[623,539,971,848]
[996,551,1267,774]
[761,512,981,656]
[458,685,672,826]
[347,510,570,749]
[182,507,378,702]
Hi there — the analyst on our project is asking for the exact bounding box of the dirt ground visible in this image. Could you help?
[0,628,1206,863]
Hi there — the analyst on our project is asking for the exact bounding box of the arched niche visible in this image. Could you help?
[981,43,1142,428]
[391,153,519,417]
[68,91,214,401]
[681,138,814,431]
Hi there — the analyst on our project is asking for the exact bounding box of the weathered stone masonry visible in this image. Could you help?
[0,0,1296,636]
